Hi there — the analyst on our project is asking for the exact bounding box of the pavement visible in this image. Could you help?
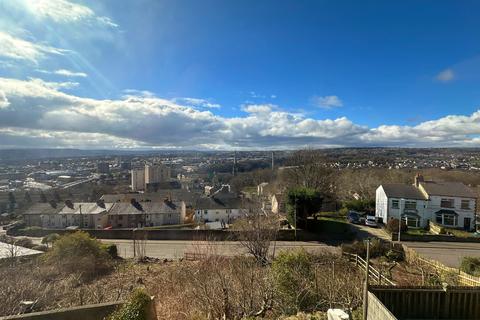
[100,239,339,260]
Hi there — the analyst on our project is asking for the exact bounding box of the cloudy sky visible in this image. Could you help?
[1,0,480,150]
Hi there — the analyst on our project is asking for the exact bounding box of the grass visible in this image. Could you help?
[444,227,474,238]
[406,229,430,236]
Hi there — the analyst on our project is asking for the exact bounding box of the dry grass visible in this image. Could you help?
[0,250,365,319]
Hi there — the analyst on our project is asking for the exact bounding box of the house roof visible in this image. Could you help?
[381,184,428,200]
[108,201,182,215]
[101,190,200,206]
[420,181,476,198]
[23,203,62,215]
[59,202,114,215]
[195,195,247,210]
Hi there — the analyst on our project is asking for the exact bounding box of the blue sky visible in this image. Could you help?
[1,0,480,149]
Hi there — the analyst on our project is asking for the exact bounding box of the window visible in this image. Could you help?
[392,200,399,209]
[461,200,470,210]
[441,198,454,208]
[118,215,123,220]
[443,214,456,226]
[404,201,416,210]
[436,215,442,224]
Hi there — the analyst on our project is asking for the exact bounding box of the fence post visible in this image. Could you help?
[363,239,370,320]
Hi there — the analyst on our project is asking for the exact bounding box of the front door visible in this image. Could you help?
[464,217,471,231]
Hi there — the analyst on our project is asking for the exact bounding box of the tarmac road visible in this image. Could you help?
[404,241,480,268]
[100,239,339,260]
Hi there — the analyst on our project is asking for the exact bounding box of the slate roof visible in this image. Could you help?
[101,190,200,206]
[23,203,62,215]
[381,184,428,200]
[59,202,113,215]
[420,181,476,198]
[195,195,249,210]
[108,201,182,215]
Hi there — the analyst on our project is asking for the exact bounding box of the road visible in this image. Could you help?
[349,223,391,241]
[100,239,339,259]
[405,241,480,268]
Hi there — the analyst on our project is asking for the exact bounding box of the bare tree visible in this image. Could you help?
[281,149,335,195]
[232,212,280,265]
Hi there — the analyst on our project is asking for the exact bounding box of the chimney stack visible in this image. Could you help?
[414,174,424,187]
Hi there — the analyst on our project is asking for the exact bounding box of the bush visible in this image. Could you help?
[341,239,403,261]
[42,233,60,248]
[107,289,152,320]
[101,243,118,258]
[44,231,113,279]
[386,219,408,234]
[460,257,480,276]
[14,237,34,249]
[271,250,317,315]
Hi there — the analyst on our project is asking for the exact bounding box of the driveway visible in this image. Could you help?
[349,223,391,241]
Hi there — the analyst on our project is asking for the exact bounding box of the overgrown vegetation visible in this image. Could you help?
[460,256,480,276]
[385,218,408,234]
[43,231,114,280]
[107,289,152,320]
[341,238,404,262]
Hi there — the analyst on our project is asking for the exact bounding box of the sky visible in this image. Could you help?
[1,0,480,150]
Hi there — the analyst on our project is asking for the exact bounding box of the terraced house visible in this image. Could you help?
[376,174,477,231]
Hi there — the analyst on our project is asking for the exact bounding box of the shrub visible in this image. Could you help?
[460,257,480,276]
[386,218,408,234]
[271,250,317,315]
[101,243,119,258]
[341,239,403,261]
[14,237,34,249]
[107,289,152,320]
[41,233,60,248]
[44,231,113,279]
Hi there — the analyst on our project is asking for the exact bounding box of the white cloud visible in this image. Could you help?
[0,91,10,109]
[0,31,66,64]
[1,77,480,149]
[436,68,455,82]
[173,97,221,109]
[28,78,79,90]
[22,0,118,28]
[54,69,88,78]
[312,95,343,109]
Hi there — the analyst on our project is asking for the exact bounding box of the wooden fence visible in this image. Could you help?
[370,285,480,319]
[342,252,396,286]
[403,244,480,286]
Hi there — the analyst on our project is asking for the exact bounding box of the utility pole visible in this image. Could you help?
[294,195,297,242]
[363,239,371,320]
[271,151,274,170]
[398,198,404,243]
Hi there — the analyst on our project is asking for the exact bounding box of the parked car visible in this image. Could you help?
[347,211,361,224]
[365,215,378,227]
